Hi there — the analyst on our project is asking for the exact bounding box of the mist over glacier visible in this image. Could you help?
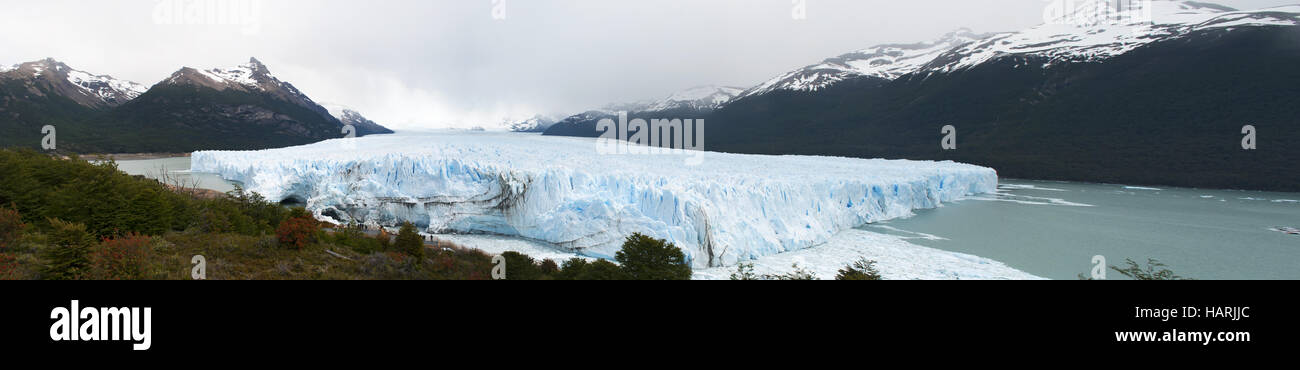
[192,131,999,268]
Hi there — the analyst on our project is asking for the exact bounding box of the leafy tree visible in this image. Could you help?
[375,230,392,252]
[730,262,758,280]
[835,258,882,280]
[614,233,692,280]
[579,259,628,280]
[556,258,590,280]
[538,259,560,277]
[40,218,96,280]
[500,251,541,280]
[394,222,425,258]
[762,264,818,280]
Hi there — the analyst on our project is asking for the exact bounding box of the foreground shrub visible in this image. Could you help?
[614,233,692,280]
[276,215,318,250]
[835,258,882,280]
[84,233,155,280]
[40,218,97,280]
[580,259,629,280]
[394,222,424,258]
[762,264,818,280]
[0,252,18,280]
[730,262,758,280]
[0,204,23,250]
[499,251,541,280]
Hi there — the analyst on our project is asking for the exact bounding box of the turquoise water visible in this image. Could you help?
[111,157,240,193]
[863,180,1300,280]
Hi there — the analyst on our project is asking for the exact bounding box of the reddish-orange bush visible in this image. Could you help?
[276,217,318,250]
[0,253,18,280]
[85,233,154,280]
[0,204,23,251]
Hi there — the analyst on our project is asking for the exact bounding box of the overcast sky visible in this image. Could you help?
[0,0,1291,128]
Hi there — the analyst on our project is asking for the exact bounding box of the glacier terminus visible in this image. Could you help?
[193,131,1000,269]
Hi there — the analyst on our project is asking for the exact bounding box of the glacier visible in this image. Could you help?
[192,131,998,268]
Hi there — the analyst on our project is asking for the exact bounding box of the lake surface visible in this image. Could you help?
[864,180,1300,280]
[112,157,240,193]
[115,156,1297,279]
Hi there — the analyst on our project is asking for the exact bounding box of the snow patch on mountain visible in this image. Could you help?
[65,68,148,102]
[192,131,998,268]
[644,85,746,111]
[930,2,1300,72]
[738,28,986,100]
[0,58,147,107]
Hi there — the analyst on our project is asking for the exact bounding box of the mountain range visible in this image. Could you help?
[0,58,390,153]
[547,1,1300,191]
[542,85,745,137]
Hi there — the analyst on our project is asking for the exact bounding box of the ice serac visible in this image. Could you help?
[193,132,998,268]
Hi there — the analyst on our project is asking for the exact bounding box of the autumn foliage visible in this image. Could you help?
[276,216,318,250]
[85,233,155,280]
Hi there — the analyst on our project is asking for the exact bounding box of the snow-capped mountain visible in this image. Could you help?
[739,1,1300,100]
[0,58,147,108]
[505,114,559,132]
[543,85,745,138]
[162,58,327,115]
[78,57,353,152]
[322,103,395,136]
[926,1,1300,73]
[643,85,746,112]
[737,29,987,100]
[708,0,1300,192]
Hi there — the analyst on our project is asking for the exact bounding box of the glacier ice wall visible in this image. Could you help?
[192,131,998,268]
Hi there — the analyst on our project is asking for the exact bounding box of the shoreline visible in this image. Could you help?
[84,152,191,161]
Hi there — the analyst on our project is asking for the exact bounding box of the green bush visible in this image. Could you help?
[394,222,424,258]
[835,258,882,280]
[556,258,589,280]
[499,251,541,280]
[762,264,818,280]
[579,259,628,280]
[40,218,96,280]
[614,233,692,280]
[730,262,758,280]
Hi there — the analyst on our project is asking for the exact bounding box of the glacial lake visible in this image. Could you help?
[111,156,241,193]
[864,180,1300,280]
[114,156,1298,280]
